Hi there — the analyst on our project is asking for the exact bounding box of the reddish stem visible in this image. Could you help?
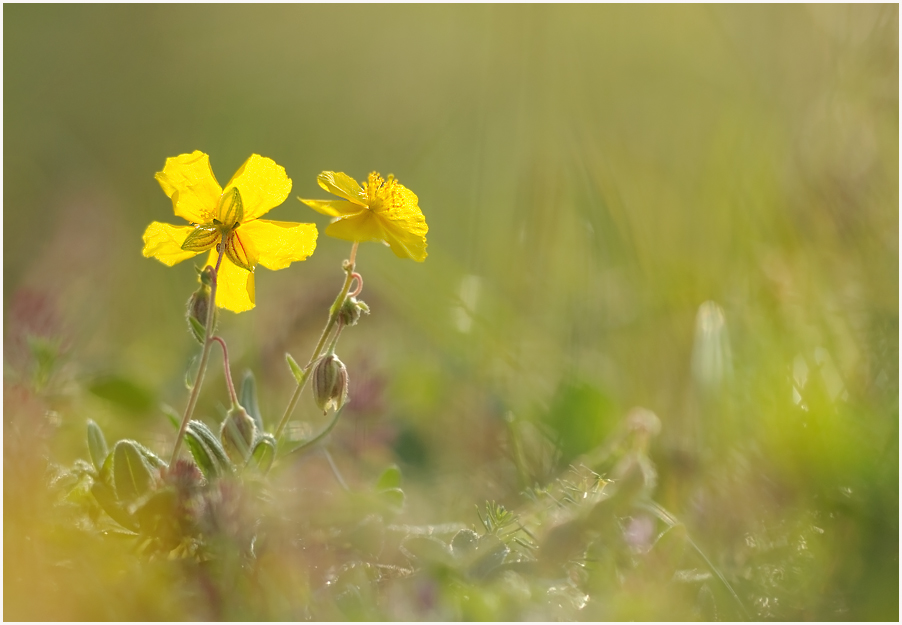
[211,335,238,405]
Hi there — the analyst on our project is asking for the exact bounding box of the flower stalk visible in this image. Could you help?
[274,242,358,441]
[170,246,225,466]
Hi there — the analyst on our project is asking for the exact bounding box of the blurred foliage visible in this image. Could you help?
[4,4,898,621]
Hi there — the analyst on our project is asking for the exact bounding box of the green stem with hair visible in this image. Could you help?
[274,242,359,441]
[169,245,225,466]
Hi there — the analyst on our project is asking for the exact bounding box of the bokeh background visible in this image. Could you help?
[4,4,898,620]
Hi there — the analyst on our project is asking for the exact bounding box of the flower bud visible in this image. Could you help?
[199,265,215,288]
[339,296,370,327]
[220,405,257,466]
[312,354,349,414]
[186,284,218,344]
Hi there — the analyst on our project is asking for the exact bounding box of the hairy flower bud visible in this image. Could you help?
[312,354,349,414]
[199,265,215,287]
[220,405,257,466]
[186,284,218,344]
[338,296,370,327]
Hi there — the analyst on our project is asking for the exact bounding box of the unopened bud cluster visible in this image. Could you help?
[312,354,349,414]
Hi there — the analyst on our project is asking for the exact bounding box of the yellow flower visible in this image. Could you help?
[299,171,428,262]
[142,151,317,313]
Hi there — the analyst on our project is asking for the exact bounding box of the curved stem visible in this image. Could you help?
[285,405,346,456]
[274,242,358,441]
[321,447,350,491]
[210,336,238,405]
[170,247,225,466]
[348,272,363,298]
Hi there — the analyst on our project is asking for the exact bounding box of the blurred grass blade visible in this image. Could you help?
[161,404,180,430]
[287,406,346,456]
[240,370,264,432]
[641,500,749,619]
[88,375,155,415]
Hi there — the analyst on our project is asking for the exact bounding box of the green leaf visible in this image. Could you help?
[186,420,233,478]
[188,315,206,345]
[240,370,264,432]
[185,429,220,481]
[249,435,276,474]
[133,488,178,546]
[375,464,402,491]
[189,420,231,466]
[112,440,156,503]
[135,442,167,470]
[99,449,114,484]
[285,353,305,384]
[91,481,139,531]
[86,420,109,472]
[378,487,405,511]
[545,381,618,466]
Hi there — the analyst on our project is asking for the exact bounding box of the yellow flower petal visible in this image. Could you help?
[205,250,255,313]
[326,213,427,261]
[324,212,385,244]
[380,219,428,262]
[375,181,428,237]
[142,222,201,266]
[298,198,364,217]
[317,171,366,206]
[155,151,222,224]
[241,220,318,270]
[222,154,291,221]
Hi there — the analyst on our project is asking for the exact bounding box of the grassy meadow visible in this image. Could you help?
[4,5,898,620]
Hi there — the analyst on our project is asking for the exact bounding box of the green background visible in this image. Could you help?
[4,5,898,620]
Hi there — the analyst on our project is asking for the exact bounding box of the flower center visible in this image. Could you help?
[364,172,400,213]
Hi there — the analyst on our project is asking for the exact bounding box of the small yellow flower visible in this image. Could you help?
[142,151,318,313]
[299,171,428,262]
